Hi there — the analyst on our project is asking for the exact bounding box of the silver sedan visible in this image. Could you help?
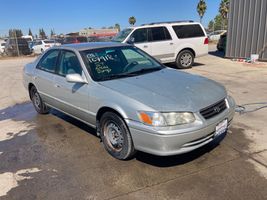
[23,42,235,160]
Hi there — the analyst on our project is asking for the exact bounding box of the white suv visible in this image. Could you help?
[113,21,209,69]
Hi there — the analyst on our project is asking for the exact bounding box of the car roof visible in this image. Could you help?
[57,42,129,51]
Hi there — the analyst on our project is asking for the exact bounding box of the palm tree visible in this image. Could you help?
[219,0,229,29]
[128,16,136,26]
[197,0,207,24]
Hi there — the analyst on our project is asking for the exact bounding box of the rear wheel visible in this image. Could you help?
[99,112,135,160]
[30,86,50,114]
[176,50,194,69]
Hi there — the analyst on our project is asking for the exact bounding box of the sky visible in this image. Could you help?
[0,0,221,36]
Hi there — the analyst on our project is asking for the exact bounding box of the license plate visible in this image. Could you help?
[215,119,228,137]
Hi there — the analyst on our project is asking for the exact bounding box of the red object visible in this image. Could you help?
[204,37,209,45]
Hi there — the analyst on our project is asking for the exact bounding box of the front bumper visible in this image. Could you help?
[126,96,235,156]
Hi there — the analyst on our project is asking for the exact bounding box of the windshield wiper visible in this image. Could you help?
[128,67,163,75]
[98,73,138,81]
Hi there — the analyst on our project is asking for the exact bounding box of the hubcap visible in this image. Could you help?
[180,53,192,67]
[33,92,41,109]
[104,122,124,151]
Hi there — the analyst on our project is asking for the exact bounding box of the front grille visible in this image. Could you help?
[200,99,227,119]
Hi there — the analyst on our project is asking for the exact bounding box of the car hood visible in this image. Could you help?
[99,68,227,112]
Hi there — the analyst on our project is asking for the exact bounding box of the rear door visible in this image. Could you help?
[129,28,152,55]
[34,49,60,105]
[149,26,175,63]
[53,50,89,122]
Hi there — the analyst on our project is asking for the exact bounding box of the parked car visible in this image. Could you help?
[5,38,31,56]
[0,40,6,54]
[112,20,209,69]
[32,40,60,54]
[217,32,227,52]
[63,36,88,44]
[23,42,235,160]
[208,30,227,41]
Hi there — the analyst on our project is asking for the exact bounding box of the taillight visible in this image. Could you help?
[204,37,209,45]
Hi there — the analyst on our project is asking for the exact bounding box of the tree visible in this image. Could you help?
[50,29,55,38]
[208,20,214,32]
[28,28,33,36]
[114,23,121,31]
[197,0,207,24]
[128,16,136,26]
[8,29,23,38]
[219,0,230,29]
[213,14,226,30]
[39,28,47,39]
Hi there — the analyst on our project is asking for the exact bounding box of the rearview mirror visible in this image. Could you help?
[66,73,88,84]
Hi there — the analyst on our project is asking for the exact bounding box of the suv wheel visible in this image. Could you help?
[30,86,50,114]
[100,112,135,160]
[176,50,194,69]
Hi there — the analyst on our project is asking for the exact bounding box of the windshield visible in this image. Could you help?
[44,40,55,44]
[80,46,163,81]
[112,28,133,42]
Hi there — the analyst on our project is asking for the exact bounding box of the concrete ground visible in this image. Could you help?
[0,47,267,200]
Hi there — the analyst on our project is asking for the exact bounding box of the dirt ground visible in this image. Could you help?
[0,46,267,200]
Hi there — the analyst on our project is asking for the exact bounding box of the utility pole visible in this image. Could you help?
[14,30,20,56]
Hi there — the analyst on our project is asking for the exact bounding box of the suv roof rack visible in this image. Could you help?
[141,20,194,26]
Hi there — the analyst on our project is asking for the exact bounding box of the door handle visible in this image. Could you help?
[170,42,174,45]
[143,45,148,48]
[54,84,60,88]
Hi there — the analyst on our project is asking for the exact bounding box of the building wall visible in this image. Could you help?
[226,0,267,61]
[79,28,118,37]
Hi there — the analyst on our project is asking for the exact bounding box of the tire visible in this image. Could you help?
[30,86,50,114]
[99,112,135,160]
[176,50,194,69]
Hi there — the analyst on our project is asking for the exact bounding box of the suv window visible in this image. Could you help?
[150,27,171,42]
[131,28,148,43]
[172,24,205,39]
[58,51,82,76]
[38,50,59,73]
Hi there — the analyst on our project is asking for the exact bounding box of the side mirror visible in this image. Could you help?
[66,73,88,84]
[127,37,135,44]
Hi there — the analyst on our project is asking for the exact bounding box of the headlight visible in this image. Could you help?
[138,111,195,126]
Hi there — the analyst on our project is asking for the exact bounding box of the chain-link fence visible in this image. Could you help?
[0,29,33,57]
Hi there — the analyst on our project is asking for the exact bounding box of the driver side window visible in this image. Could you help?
[130,28,148,43]
[58,51,82,76]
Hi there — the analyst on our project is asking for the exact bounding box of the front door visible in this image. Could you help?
[130,28,152,55]
[53,50,90,122]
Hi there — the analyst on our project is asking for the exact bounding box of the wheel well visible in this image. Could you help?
[28,83,35,99]
[178,48,196,57]
[96,107,124,122]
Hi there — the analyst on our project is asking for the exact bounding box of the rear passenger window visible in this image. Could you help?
[130,28,148,43]
[172,25,205,39]
[150,27,171,42]
[38,50,59,73]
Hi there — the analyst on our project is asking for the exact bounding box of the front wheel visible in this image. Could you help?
[30,86,50,114]
[100,112,135,160]
[176,50,194,69]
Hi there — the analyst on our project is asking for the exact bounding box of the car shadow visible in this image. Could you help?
[50,109,98,137]
[49,108,226,167]
[209,50,225,58]
[165,62,205,69]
